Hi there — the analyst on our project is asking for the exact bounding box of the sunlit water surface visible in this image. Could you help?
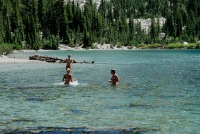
[0,50,200,133]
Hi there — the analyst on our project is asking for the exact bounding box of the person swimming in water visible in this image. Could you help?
[66,54,73,70]
[63,68,76,84]
[108,69,119,85]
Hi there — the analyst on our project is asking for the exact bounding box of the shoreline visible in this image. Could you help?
[0,55,43,64]
[0,44,134,63]
[0,43,198,63]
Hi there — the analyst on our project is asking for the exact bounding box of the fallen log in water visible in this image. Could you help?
[29,54,62,63]
[29,54,94,64]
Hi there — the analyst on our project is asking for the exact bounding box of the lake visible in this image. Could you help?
[0,50,200,133]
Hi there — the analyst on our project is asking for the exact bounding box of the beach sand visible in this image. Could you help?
[0,55,41,63]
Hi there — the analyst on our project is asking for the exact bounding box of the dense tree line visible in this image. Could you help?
[0,0,199,50]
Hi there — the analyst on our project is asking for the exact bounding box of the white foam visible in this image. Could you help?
[70,80,79,86]
[54,80,80,86]
[54,82,64,85]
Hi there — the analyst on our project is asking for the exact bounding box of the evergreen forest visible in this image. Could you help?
[0,0,200,50]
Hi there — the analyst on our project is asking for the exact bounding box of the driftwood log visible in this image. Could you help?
[29,54,62,62]
[29,54,94,64]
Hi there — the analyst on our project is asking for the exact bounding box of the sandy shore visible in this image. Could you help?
[0,55,42,63]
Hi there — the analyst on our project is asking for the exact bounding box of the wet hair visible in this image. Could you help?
[111,69,115,73]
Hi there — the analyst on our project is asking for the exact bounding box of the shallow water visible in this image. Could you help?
[0,50,200,133]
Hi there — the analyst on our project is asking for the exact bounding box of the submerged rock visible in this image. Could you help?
[1,127,159,134]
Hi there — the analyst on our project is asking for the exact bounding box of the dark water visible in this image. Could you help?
[0,50,200,133]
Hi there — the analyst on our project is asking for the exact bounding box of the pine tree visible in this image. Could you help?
[150,18,157,43]
[21,0,40,49]
[176,9,183,39]
[186,10,196,42]
[0,0,3,44]
[128,16,135,45]
[54,0,69,44]
[66,0,73,30]
[11,0,25,47]
[3,0,12,43]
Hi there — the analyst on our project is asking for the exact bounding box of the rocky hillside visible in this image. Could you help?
[67,0,102,8]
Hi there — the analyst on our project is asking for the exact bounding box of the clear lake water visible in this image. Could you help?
[0,49,200,133]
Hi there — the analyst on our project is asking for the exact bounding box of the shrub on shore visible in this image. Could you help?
[142,44,163,49]
[195,43,200,49]
[136,43,200,49]
[0,44,15,55]
[167,43,199,49]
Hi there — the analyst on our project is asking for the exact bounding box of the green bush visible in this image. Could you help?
[166,43,199,49]
[167,43,184,49]
[13,44,22,50]
[130,40,139,46]
[195,43,200,49]
[42,35,60,50]
[145,44,163,49]
[186,44,196,49]
[0,44,14,55]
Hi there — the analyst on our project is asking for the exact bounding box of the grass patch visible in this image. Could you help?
[142,44,163,49]
[167,43,199,49]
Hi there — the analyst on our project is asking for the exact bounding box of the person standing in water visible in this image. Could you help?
[66,54,73,70]
[63,68,76,84]
[108,69,119,85]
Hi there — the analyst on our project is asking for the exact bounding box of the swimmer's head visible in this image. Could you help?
[67,68,71,72]
[68,54,71,57]
[111,69,115,74]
